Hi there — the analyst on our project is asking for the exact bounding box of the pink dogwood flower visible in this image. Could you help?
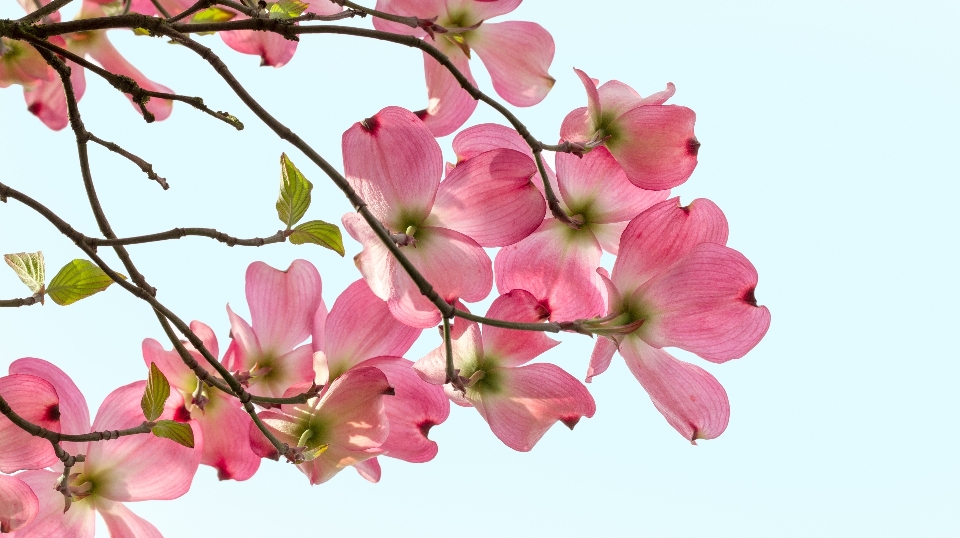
[586,198,770,442]
[143,321,262,481]
[0,373,61,473]
[415,290,596,451]
[342,106,545,328]
[0,475,38,533]
[218,1,344,67]
[454,122,670,321]
[6,358,202,537]
[249,367,394,485]
[222,260,322,398]
[373,0,556,136]
[0,38,54,90]
[560,68,699,191]
[312,279,448,478]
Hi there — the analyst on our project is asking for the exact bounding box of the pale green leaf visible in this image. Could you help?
[151,420,195,448]
[46,259,125,306]
[191,7,237,23]
[141,363,171,422]
[276,153,313,228]
[268,0,309,19]
[288,220,345,256]
[4,252,45,295]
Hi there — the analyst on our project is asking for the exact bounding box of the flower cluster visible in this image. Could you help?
[1,0,770,536]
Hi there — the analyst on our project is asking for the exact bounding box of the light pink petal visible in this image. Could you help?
[248,410,287,460]
[311,299,328,353]
[620,336,729,442]
[0,474,38,533]
[353,458,381,482]
[481,290,558,367]
[559,106,592,145]
[85,382,201,502]
[323,280,422,381]
[572,67,601,127]
[341,212,396,301]
[8,358,89,456]
[96,500,162,538]
[431,148,545,246]
[361,357,449,463]
[612,197,729,293]
[255,344,316,399]
[342,106,441,227]
[220,29,298,68]
[638,243,771,362]
[246,260,322,355]
[446,0,522,21]
[372,0,446,35]
[192,390,260,481]
[83,36,173,121]
[420,44,478,137]
[495,219,605,321]
[7,470,94,538]
[556,147,670,224]
[470,21,555,107]
[23,59,85,131]
[414,318,483,385]
[298,445,381,485]
[318,366,392,451]
[592,221,630,255]
[596,79,644,119]
[585,337,618,383]
[305,0,343,15]
[474,363,596,452]
[222,305,261,371]
[187,320,219,359]
[608,105,699,191]
[142,338,198,392]
[638,82,677,106]
[453,123,532,161]
[0,374,60,473]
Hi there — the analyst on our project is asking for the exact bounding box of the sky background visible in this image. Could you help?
[1,0,958,536]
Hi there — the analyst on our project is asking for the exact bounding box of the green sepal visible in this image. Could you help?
[4,251,45,296]
[46,259,125,306]
[288,220,345,256]
[151,420,195,448]
[276,153,313,229]
[141,363,171,422]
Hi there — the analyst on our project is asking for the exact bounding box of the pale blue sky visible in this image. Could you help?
[1,1,958,536]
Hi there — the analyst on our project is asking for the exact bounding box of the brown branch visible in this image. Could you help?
[89,228,286,247]
[0,294,43,307]
[0,391,153,443]
[17,0,75,24]
[87,133,170,190]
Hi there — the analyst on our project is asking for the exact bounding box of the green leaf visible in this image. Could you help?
[268,0,309,19]
[288,220,345,256]
[191,7,237,23]
[4,252,45,295]
[276,153,313,229]
[151,420,195,449]
[46,259,125,306]
[141,363,171,422]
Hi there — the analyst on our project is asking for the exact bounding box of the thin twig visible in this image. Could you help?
[0,295,42,307]
[89,228,286,247]
[87,133,170,190]
[17,0,75,24]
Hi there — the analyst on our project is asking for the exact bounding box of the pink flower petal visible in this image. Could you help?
[342,106,441,227]
[361,357,449,463]
[222,304,261,372]
[481,290,559,367]
[0,374,60,473]
[608,104,698,191]
[246,259,322,355]
[322,280,422,383]
[448,0,522,21]
[95,499,163,538]
[191,390,260,481]
[474,363,596,452]
[559,106,592,145]
[81,35,173,121]
[142,338,200,393]
[573,68,601,128]
[414,317,483,385]
[453,123,533,161]
[85,382,201,502]
[495,219,605,321]
[555,147,669,224]
[420,44,478,137]
[311,299,328,353]
[372,0,446,35]
[470,21,555,107]
[585,337,617,383]
[256,345,316,399]
[612,197,728,293]
[353,457,381,482]
[8,358,89,456]
[220,29,298,68]
[7,469,94,537]
[305,0,343,15]
[592,220,630,255]
[0,474,38,533]
[23,59,85,131]
[620,336,729,442]
[431,148,545,246]
[596,79,644,119]
[638,243,771,362]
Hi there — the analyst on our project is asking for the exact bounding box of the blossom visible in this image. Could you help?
[0,373,61,473]
[341,106,545,328]
[373,0,555,136]
[218,1,344,67]
[313,279,448,475]
[0,475,38,533]
[414,290,596,451]
[249,367,394,485]
[6,358,202,537]
[586,199,770,442]
[143,321,262,481]
[560,68,699,191]
[222,260,322,398]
